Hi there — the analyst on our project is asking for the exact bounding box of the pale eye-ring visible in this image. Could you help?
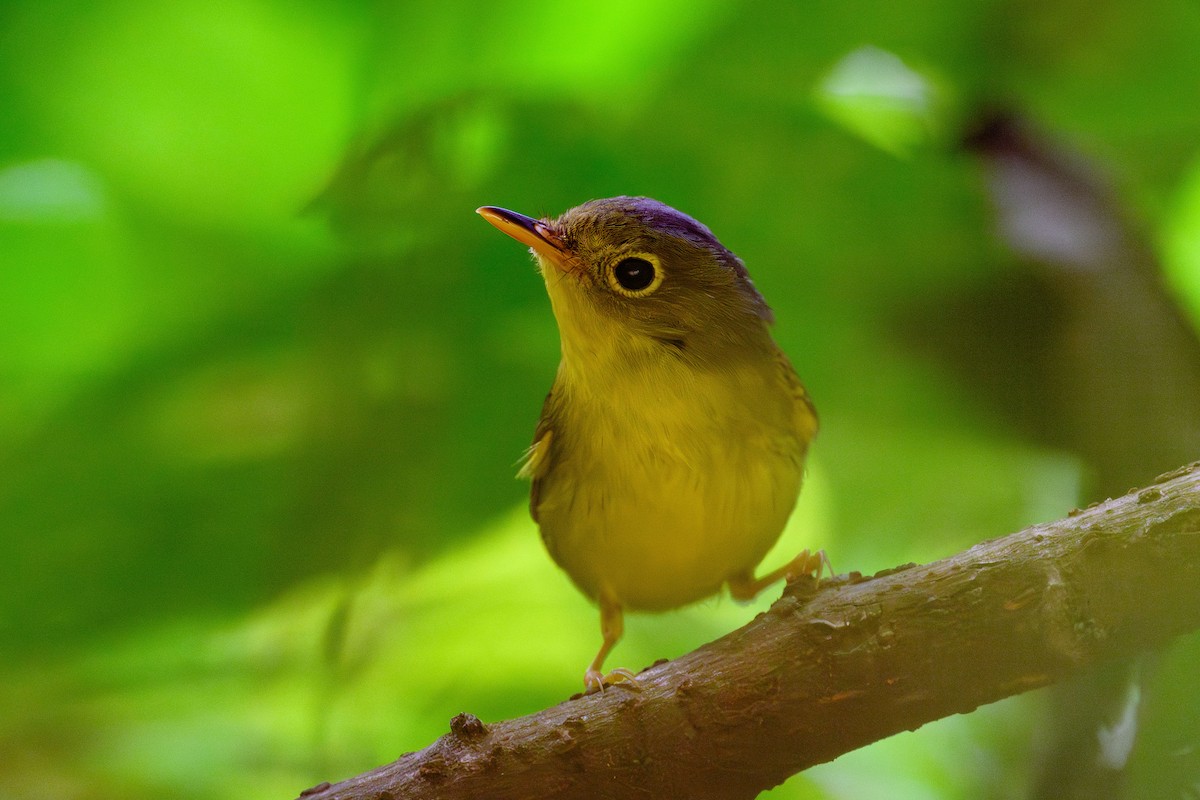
[609,254,662,295]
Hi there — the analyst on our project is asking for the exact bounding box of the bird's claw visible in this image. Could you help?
[786,549,833,584]
[584,666,640,695]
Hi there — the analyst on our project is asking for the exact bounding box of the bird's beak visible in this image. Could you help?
[477,206,571,270]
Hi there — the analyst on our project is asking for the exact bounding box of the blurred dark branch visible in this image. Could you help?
[298,462,1200,800]
[902,112,1200,503]
[950,112,1200,498]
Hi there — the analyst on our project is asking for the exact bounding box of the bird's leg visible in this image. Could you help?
[727,549,831,602]
[583,590,638,694]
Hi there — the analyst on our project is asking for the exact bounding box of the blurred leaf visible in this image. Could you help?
[815,46,946,157]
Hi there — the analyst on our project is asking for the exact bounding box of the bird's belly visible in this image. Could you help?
[535,435,803,611]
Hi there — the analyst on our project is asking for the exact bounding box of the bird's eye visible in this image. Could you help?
[612,257,658,293]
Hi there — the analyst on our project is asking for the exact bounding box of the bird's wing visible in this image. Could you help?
[775,346,818,447]
[517,390,555,524]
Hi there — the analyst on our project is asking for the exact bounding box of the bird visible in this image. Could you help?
[477,196,822,693]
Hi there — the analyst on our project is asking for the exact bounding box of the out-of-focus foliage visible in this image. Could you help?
[1,1,1198,798]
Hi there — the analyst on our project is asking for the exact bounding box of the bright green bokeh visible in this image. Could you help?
[1164,154,1200,323]
[5,0,358,232]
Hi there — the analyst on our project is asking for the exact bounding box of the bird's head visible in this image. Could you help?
[478,197,774,371]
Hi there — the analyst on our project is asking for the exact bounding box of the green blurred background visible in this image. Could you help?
[2,1,1199,798]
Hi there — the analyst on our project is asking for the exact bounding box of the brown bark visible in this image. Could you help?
[299,462,1200,800]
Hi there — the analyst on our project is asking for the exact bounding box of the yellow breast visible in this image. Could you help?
[529,353,808,611]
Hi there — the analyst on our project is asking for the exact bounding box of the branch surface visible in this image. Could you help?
[299,462,1200,800]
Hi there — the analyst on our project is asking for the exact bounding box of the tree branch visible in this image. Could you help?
[298,462,1200,800]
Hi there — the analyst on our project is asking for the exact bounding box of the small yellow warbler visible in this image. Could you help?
[478,197,822,692]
